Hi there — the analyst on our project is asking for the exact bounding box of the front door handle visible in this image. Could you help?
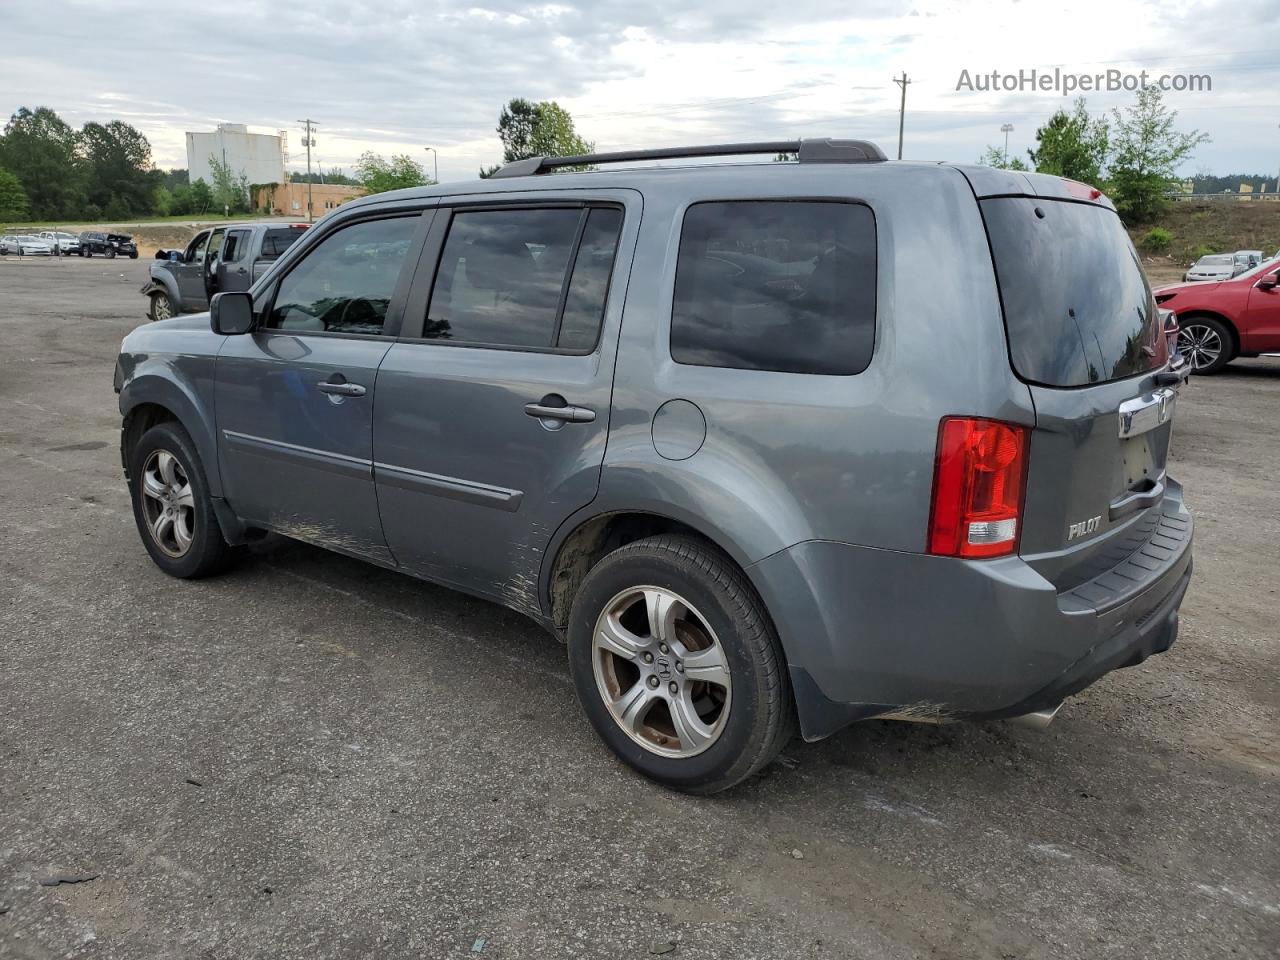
[317,379,366,398]
[524,399,595,423]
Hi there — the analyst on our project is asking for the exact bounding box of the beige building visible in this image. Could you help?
[254,181,367,218]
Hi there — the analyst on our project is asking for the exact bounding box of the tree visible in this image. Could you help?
[0,107,84,219]
[0,167,30,221]
[79,120,157,217]
[482,98,594,176]
[189,178,213,215]
[208,154,250,213]
[1108,86,1209,223]
[1028,98,1109,184]
[355,152,431,194]
[978,146,1028,171]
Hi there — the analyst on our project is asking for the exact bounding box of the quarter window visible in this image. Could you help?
[670,201,877,375]
[425,206,622,350]
[266,215,419,336]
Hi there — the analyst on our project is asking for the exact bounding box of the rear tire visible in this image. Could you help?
[1178,316,1233,374]
[129,422,240,578]
[106,247,116,259]
[567,534,795,794]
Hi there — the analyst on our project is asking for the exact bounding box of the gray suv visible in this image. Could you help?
[113,140,1193,793]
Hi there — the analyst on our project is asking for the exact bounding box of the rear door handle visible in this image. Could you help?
[524,401,595,423]
[317,380,366,398]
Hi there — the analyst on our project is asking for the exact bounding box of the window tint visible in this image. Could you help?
[981,197,1164,387]
[425,206,621,350]
[260,227,306,260]
[224,230,250,263]
[670,201,876,375]
[267,216,418,336]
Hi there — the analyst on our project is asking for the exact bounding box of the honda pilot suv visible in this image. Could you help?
[113,140,1193,793]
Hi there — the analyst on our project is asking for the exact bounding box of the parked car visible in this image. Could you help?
[1183,254,1237,282]
[0,234,53,255]
[1154,258,1280,372]
[80,231,138,258]
[141,223,308,320]
[1235,250,1264,271]
[114,140,1193,793]
[37,230,80,255]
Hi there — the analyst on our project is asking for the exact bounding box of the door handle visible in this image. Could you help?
[524,400,595,423]
[317,380,366,398]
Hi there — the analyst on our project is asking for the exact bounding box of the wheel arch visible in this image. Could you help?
[541,508,756,632]
[119,376,222,498]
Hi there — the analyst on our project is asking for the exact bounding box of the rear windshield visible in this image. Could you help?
[981,197,1165,387]
[260,228,306,260]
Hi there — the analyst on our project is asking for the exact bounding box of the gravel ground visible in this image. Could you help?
[1,255,1276,960]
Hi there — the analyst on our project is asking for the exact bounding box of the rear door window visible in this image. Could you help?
[260,227,306,260]
[981,197,1165,387]
[670,201,877,375]
[424,206,623,350]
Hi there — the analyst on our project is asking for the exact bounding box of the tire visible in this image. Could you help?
[1177,316,1234,374]
[106,247,116,259]
[567,534,795,794]
[82,248,90,258]
[128,421,239,578]
[148,292,175,322]
[129,252,138,259]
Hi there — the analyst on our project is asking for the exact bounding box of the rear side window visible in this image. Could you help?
[425,206,622,350]
[670,201,877,376]
[260,228,306,260]
[981,197,1165,387]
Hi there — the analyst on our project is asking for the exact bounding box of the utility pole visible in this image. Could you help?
[297,118,318,222]
[893,73,912,160]
[424,146,438,184]
[1001,123,1014,167]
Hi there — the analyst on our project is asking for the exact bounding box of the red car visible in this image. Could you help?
[1153,258,1280,373]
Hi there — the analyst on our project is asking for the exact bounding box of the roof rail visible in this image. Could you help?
[488,138,887,179]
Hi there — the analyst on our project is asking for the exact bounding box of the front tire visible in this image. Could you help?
[148,292,175,322]
[129,422,239,578]
[1178,316,1233,374]
[106,247,116,259]
[567,535,794,794]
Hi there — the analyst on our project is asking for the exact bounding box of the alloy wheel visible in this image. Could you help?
[152,295,173,321]
[1177,323,1223,371]
[592,586,732,758]
[139,449,195,558]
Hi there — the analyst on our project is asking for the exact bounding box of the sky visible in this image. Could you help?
[4,0,1278,184]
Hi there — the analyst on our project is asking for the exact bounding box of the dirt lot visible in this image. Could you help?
[0,255,1276,960]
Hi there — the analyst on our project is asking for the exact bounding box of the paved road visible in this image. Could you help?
[1,256,1276,959]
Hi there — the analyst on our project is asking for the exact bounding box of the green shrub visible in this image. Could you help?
[1141,227,1173,252]
[1191,244,1216,259]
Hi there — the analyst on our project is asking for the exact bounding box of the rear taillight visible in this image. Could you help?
[928,418,1030,559]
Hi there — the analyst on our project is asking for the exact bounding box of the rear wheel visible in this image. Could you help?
[106,247,116,259]
[567,535,794,794]
[129,422,239,578]
[1178,316,1233,374]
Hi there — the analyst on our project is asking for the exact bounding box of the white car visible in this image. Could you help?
[0,234,53,256]
[1183,254,1236,282]
[38,230,80,254]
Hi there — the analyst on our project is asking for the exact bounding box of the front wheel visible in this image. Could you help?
[106,247,116,259]
[1177,316,1233,374]
[129,251,138,259]
[567,535,795,794]
[129,421,239,578]
[148,292,175,322]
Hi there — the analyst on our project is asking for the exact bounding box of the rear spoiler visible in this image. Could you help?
[950,164,1117,212]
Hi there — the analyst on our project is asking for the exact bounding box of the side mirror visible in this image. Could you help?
[210,291,256,335]
[1258,274,1279,291]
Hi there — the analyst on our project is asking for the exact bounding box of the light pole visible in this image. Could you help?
[1001,123,1014,167]
[893,73,912,160]
[297,118,318,222]
[424,146,438,184]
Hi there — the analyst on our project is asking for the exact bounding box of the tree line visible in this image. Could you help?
[977,86,1212,223]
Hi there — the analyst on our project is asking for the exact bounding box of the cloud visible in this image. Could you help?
[1,0,1276,181]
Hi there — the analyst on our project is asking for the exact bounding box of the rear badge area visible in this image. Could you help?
[1067,515,1102,541]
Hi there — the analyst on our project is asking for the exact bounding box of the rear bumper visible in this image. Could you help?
[748,484,1193,741]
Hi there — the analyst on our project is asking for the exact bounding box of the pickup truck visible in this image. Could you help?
[141,222,308,321]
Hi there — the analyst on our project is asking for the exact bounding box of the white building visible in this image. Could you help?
[185,124,284,187]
